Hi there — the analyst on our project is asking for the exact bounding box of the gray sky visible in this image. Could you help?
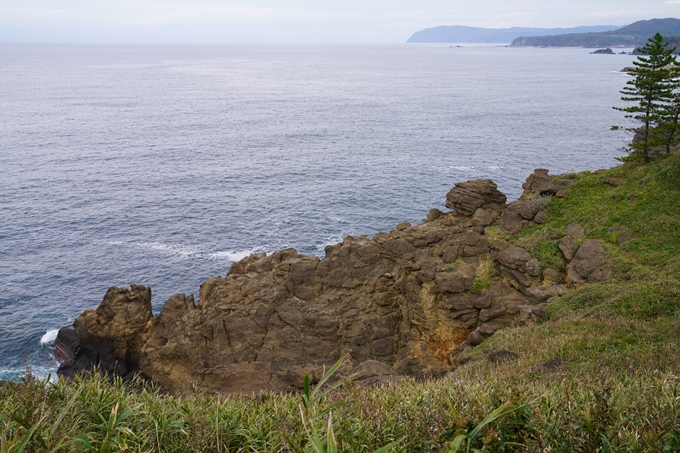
[1,0,679,44]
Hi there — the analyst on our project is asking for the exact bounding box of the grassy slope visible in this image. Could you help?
[513,153,680,320]
[2,155,680,452]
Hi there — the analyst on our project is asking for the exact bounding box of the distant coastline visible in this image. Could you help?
[408,18,680,50]
[406,24,620,44]
[510,18,680,48]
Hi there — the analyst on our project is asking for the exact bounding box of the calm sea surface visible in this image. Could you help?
[0,43,635,379]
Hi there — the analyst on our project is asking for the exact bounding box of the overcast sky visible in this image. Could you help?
[1,0,679,44]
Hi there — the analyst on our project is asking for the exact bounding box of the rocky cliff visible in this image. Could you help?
[55,170,611,394]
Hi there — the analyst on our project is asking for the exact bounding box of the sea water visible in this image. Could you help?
[0,43,636,380]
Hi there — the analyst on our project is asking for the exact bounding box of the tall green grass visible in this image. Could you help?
[2,344,679,452]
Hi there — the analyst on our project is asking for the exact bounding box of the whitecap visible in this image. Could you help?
[133,241,261,262]
[40,329,59,344]
[137,242,199,259]
[206,250,257,261]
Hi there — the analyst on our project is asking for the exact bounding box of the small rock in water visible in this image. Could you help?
[590,48,614,55]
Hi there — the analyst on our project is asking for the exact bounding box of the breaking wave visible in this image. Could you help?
[40,329,59,344]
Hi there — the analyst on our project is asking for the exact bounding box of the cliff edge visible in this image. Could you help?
[55,169,610,394]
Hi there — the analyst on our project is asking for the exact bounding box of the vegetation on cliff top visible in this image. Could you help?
[614,33,680,161]
[2,152,680,452]
[511,155,680,321]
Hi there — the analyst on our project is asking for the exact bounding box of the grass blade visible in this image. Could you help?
[310,358,344,403]
[10,416,44,453]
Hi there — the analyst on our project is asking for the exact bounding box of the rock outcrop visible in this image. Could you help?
[559,222,585,261]
[520,168,563,198]
[566,239,612,284]
[55,285,153,380]
[500,169,566,234]
[55,170,611,394]
[445,180,506,216]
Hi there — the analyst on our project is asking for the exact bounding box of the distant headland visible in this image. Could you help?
[406,24,621,44]
[407,18,680,49]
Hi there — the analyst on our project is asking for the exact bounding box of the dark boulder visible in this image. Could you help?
[55,285,153,380]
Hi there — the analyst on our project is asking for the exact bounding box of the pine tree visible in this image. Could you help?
[655,75,680,154]
[615,33,678,162]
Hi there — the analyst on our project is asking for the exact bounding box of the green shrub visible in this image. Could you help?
[470,279,491,294]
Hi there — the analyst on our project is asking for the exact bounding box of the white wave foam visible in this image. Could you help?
[138,242,199,259]
[118,241,259,262]
[316,235,344,252]
[1,365,60,382]
[40,329,59,344]
[206,250,255,261]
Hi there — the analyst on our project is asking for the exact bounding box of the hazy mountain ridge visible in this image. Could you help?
[406,24,621,43]
[511,18,680,47]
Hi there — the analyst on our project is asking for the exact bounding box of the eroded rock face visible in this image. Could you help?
[55,285,153,380]
[55,172,610,394]
[61,210,518,393]
[446,180,506,216]
[55,181,511,392]
[520,168,564,198]
[500,168,568,235]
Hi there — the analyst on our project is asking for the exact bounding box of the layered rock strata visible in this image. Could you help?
[55,170,609,394]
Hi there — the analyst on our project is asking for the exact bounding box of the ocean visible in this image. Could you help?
[0,43,635,380]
